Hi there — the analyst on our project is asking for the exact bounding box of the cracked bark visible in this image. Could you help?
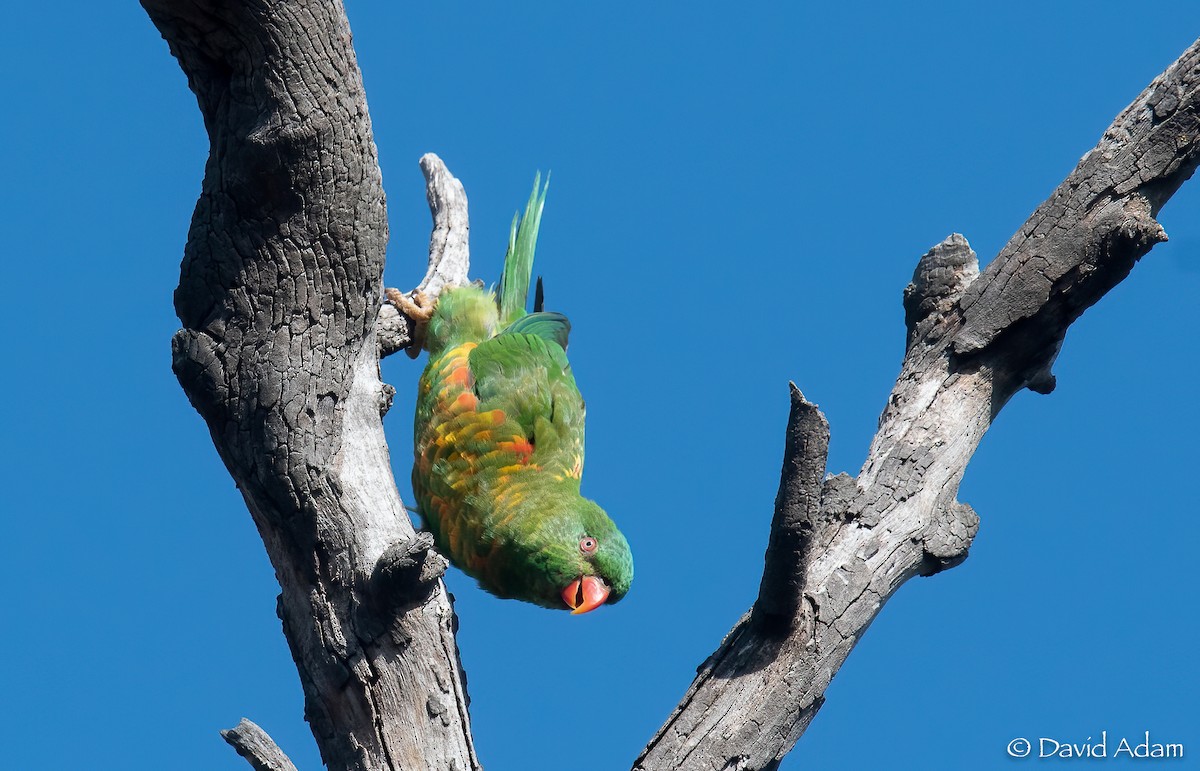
[141,0,1200,767]
[141,2,476,770]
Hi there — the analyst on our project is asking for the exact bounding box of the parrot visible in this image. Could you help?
[409,176,633,614]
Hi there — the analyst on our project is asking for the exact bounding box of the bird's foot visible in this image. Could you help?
[385,288,435,358]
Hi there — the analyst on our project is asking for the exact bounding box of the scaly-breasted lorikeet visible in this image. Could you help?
[411,177,633,613]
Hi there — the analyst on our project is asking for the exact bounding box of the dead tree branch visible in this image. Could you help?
[378,153,472,359]
[633,38,1200,771]
[221,719,299,771]
[141,1,479,769]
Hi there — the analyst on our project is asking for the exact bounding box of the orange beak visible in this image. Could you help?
[561,576,610,615]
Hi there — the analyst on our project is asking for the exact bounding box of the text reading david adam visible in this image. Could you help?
[1006,732,1184,760]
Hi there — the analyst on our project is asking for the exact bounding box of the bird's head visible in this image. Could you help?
[485,489,632,614]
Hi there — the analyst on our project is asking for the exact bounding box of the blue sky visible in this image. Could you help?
[2,3,1198,770]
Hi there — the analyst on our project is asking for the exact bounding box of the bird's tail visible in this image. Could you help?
[497,174,548,329]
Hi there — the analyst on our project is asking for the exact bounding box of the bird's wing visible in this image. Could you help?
[469,331,585,478]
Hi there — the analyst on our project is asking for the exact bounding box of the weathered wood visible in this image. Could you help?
[140,1,479,769]
[753,384,829,627]
[221,719,299,771]
[633,38,1200,771]
[378,153,472,359]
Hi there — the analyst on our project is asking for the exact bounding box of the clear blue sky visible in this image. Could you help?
[2,3,1197,770]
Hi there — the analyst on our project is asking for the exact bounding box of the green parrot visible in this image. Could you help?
[411,177,633,613]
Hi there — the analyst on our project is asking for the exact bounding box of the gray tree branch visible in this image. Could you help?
[221,719,299,771]
[140,1,479,769]
[753,384,829,627]
[378,153,472,359]
[634,38,1200,771]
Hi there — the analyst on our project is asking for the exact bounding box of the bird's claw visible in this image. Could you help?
[385,288,435,358]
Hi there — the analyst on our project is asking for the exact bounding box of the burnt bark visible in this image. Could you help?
[141,2,476,769]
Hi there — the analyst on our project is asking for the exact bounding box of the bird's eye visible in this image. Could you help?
[579,537,598,554]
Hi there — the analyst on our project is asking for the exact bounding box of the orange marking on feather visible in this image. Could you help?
[455,392,479,411]
[496,439,535,461]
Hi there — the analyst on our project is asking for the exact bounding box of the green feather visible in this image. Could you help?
[496,174,548,328]
[501,311,571,350]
